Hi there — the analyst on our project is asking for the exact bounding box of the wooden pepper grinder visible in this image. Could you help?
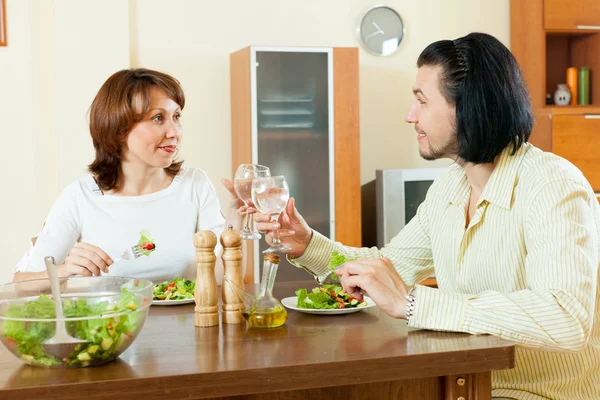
[194,230,219,327]
[221,225,245,324]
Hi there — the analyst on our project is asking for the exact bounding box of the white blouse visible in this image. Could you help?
[15,165,225,283]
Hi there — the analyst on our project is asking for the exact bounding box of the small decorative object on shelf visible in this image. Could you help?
[578,67,590,105]
[566,67,578,105]
[553,84,571,106]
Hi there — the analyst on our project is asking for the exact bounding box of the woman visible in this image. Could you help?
[13,68,242,283]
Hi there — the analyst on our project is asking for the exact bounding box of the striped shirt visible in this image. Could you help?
[291,143,600,400]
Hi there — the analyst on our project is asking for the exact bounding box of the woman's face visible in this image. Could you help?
[123,87,182,169]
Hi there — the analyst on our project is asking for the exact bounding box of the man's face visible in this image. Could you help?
[405,65,458,161]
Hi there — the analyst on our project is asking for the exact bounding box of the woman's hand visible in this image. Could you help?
[334,258,410,319]
[221,178,245,230]
[251,197,313,257]
[58,242,113,277]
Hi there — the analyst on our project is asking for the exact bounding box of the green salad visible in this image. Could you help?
[137,229,156,256]
[152,278,195,301]
[2,292,144,367]
[329,251,357,281]
[295,285,367,310]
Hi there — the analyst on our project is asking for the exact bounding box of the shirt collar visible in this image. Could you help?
[479,143,530,210]
[447,165,470,207]
[446,142,531,210]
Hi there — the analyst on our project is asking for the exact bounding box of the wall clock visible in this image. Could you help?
[358,5,405,56]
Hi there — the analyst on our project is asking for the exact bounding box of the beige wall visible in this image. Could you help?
[1,0,36,285]
[0,0,509,283]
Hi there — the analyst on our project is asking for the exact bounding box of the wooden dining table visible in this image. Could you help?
[0,280,515,399]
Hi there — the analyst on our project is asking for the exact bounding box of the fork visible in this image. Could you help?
[112,245,145,263]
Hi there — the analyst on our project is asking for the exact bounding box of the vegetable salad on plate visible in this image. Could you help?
[293,251,368,310]
[152,278,195,301]
[295,285,367,310]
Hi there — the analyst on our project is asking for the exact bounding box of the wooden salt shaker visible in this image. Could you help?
[194,230,219,327]
[221,225,245,324]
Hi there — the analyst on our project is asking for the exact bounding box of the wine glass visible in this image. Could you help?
[251,175,292,253]
[234,164,271,240]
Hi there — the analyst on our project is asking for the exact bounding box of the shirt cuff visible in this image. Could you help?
[287,230,334,282]
[13,249,46,274]
[407,284,468,333]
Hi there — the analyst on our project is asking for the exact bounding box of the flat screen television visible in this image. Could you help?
[376,168,446,248]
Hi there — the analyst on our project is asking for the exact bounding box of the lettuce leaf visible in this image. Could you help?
[328,251,356,281]
[137,229,156,256]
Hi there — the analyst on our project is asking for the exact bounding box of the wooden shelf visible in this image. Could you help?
[545,31,600,105]
[512,0,600,159]
[545,105,600,114]
[546,29,600,34]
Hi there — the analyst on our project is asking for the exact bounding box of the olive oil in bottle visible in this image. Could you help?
[242,307,287,328]
[243,253,287,328]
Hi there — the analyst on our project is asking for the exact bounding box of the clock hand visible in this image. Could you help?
[365,29,383,39]
[372,21,383,32]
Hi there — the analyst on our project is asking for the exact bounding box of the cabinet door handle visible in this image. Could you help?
[584,114,600,119]
[577,25,600,30]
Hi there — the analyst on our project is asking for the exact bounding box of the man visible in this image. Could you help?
[253,32,600,399]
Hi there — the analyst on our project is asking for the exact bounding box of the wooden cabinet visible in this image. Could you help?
[552,114,600,191]
[530,110,553,151]
[544,0,600,30]
[512,0,600,194]
[230,46,361,283]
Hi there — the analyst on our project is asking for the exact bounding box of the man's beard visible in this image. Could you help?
[419,130,459,161]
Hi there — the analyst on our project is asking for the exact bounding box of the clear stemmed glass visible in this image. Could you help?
[234,164,271,240]
[251,175,292,253]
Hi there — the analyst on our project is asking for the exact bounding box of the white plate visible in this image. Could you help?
[151,298,195,306]
[281,296,375,315]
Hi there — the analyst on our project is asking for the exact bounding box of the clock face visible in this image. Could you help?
[358,6,405,56]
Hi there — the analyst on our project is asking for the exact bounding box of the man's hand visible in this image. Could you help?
[252,197,313,257]
[335,257,410,319]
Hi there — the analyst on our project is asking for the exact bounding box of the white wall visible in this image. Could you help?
[0,0,509,283]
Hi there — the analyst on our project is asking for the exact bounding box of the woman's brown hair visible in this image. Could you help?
[88,68,185,191]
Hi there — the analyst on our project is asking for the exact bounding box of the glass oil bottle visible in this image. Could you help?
[226,253,287,328]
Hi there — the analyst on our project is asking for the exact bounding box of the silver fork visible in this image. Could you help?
[113,245,144,263]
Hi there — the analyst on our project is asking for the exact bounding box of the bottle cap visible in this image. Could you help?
[264,253,280,264]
